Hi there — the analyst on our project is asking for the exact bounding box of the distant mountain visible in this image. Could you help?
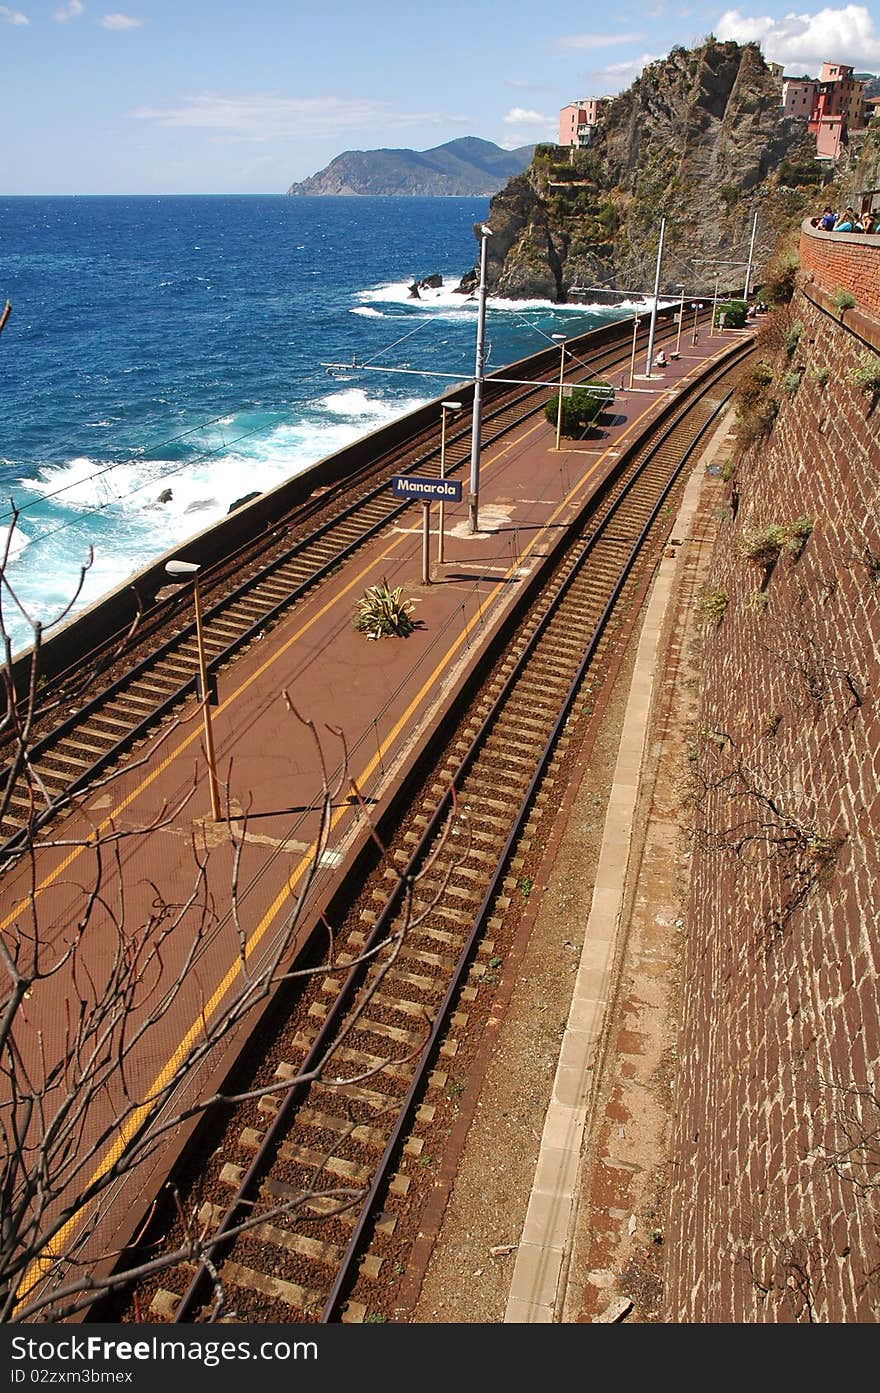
[286,137,537,197]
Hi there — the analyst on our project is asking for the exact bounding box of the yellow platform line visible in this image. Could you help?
[14,371,674,1298]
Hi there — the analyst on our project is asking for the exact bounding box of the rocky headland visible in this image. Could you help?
[287,137,535,197]
[456,39,879,301]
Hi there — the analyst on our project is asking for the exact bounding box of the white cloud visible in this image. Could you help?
[557,30,647,49]
[714,6,880,69]
[54,0,83,20]
[502,106,555,125]
[0,5,29,24]
[100,11,142,28]
[583,51,663,89]
[130,94,457,142]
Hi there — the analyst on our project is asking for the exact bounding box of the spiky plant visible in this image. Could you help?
[353,578,416,640]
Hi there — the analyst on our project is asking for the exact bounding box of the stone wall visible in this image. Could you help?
[664,285,880,1320]
[799,218,880,322]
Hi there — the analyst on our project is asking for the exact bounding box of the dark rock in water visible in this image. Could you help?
[418,273,443,290]
[408,282,422,299]
[156,488,173,504]
[228,491,261,513]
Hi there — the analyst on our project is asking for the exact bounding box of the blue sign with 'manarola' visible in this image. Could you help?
[391,475,463,503]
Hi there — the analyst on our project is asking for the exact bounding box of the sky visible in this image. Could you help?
[3,1,880,194]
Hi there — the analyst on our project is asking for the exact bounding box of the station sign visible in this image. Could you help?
[392,475,462,503]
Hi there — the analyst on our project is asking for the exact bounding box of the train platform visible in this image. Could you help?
[2,321,748,1317]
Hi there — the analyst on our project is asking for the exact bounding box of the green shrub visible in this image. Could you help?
[777,158,827,186]
[354,578,416,640]
[716,299,748,329]
[846,352,880,399]
[781,369,802,395]
[739,525,788,565]
[545,380,614,437]
[699,588,729,623]
[811,365,830,386]
[783,319,804,354]
[733,360,773,413]
[832,288,856,315]
[786,516,813,557]
[761,252,799,305]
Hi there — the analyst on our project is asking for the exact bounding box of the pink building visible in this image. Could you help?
[558,98,609,147]
[781,75,819,117]
[808,61,865,159]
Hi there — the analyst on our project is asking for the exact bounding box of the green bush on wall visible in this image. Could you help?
[545,380,614,437]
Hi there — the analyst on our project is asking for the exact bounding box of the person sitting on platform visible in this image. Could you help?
[653,349,668,369]
[834,207,856,232]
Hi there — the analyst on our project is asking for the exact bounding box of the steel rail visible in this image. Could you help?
[163,342,748,1325]
[0,309,699,856]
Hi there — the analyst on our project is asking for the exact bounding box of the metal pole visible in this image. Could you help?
[468,225,492,534]
[437,401,461,565]
[629,314,639,388]
[552,334,565,450]
[421,503,431,585]
[674,287,685,356]
[744,210,758,299]
[192,573,221,822]
[691,302,702,345]
[644,216,666,378]
[711,273,720,335]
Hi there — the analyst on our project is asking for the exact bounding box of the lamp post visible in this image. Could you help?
[468,223,492,535]
[437,399,462,565]
[711,271,720,335]
[644,215,666,378]
[551,333,566,450]
[674,285,686,357]
[165,559,221,822]
[629,313,640,388]
[691,301,703,346]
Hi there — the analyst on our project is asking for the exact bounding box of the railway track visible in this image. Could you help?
[94,340,751,1326]
[0,307,703,856]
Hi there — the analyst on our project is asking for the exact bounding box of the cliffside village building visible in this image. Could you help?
[558,98,609,148]
[560,59,874,163]
[777,60,867,159]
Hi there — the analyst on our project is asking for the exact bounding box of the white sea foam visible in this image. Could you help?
[355,276,657,325]
[1,524,30,564]
[357,276,474,313]
[317,387,427,420]
[350,306,384,318]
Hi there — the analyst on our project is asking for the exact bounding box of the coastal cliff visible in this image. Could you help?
[287,137,535,197]
[459,39,831,299]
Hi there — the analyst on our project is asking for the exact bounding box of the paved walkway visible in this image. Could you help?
[503,409,736,1320]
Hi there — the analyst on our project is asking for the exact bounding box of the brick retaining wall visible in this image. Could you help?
[799,218,880,322]
[664,287,880,1321]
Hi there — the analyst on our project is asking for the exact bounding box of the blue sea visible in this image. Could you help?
[1,195,643,658]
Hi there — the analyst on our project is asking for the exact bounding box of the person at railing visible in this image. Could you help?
[834,206,857,232]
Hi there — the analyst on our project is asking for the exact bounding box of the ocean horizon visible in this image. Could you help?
[1,194,646,658]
